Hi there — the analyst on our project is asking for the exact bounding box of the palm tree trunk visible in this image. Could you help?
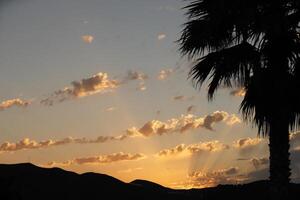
[268,116,291,191]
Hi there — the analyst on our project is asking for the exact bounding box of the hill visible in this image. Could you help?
[0,163,299,200]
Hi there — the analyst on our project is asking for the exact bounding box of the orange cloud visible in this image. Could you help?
[157,141,229,157]
[46,152,146,166]
[0,136,127,153]
[41,72,119,105]
[187,167,240,188]
[126,111,241,137]
[233,137,263,149]
[0,98,31,111]
[230,88,246,97]
[233,137,265,155]
[1,111,241,153]
[81,35,94,44]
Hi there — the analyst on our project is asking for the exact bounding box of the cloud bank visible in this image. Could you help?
[157,141,229,157]
[182,167,240,188]
[46,152,146,166]
[0,136,127,153]
[0,111,240,153]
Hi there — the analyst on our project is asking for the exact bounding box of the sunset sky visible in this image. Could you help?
[1,0,300,188]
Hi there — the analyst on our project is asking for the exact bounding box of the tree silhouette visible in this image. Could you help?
[179,0,300,188]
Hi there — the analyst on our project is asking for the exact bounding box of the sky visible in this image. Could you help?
[0,0,300,189]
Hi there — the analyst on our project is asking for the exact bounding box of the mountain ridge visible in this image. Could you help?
[0,163,299,200]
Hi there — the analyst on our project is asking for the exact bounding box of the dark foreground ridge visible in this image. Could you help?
[0,163,299,200]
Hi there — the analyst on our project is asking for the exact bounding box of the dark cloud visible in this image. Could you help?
[41,72,118,106]
[187,105,196,113]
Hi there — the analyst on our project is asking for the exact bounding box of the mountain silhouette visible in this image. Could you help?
[0,163,299,200]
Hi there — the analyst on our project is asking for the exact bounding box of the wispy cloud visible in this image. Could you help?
[81,35,94,44]
[0,98,31,111]
[121,70,148,91]
[157,141,229,158]
[172,95,195,101]
[230,88,246,97]
[117,167,143,173]
[45,152,146,166]
[187,105,196,113]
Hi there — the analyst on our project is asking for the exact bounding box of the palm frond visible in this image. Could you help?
[189,42,260,100]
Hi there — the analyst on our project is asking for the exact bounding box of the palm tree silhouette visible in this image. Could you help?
[179,0,300,188]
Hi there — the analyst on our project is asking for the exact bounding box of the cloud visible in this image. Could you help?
[157,69,173,80]
[41,72,119,105]
[0,136,127,153]
[233,137,263,149]
[46,152,146,166]
[0,98,31,111]
[1,111,240,153]
[230,88,246,97]
[233,137,264,155]
[123,70,148,82]
[157,141,229,157]
[157,33,166,40]
[172,95,195,101]
[121,70,148,91]
[81,35,94,44]
[105,106,116,112]
[242,168,268,183]
[117,167,143,173]
[126,111,241,138]
[250,157,269,169]
[186,167,240,188]
[40,70,149,106]
[137,82,146,91]
[187,105,196,113]
[290,131,300,147]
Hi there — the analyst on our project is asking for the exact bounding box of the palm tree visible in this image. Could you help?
[179,0,300,188]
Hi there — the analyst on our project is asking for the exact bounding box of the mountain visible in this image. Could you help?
[0,163,299,200]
